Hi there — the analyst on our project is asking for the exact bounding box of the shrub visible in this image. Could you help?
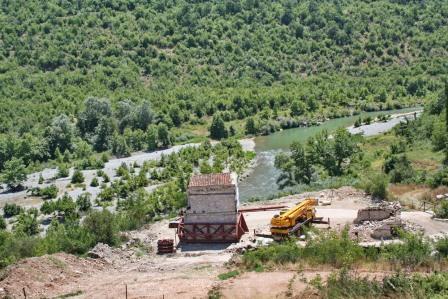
[365,174,388,200]
[102,173,110,183]
[71,169,84,184]
[0,216,6,230]
[429,167,448,188]
[1,158,27,191]
[435,237,448,257]
[3,203,23,218]
[83,209,119,246]
[218,270,240,280]
[243,241,301,270]
[90,177,99,187]
[382,231,431,267]
[435,200,448,219]
[303,228,364,267]
[98,187,115,202]
[318,269,383,299]
[57,164,70,178]
[76,193,92,212]
[38,184,58,199]
[38,174,44,184]
[15,212,39,236]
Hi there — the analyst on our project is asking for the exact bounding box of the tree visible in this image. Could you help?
[132,101,154,130]
[15,211,39,235]
[83,209,119,246]
[71,169,84,184]
[76,193,92,212]
[245,117,258,135]
[111,133,130,157]
[45,114,74,156]
[290,141,315,185]
[93,117,116,151]
[157,123,171,147]
[1,158,27,191]
[77,97,112,136]
[290,101,306,117]
[169,105,182,127]
[210,114,227,140]
[333,129,359,175]
[275,142,315,188]
[146,125,158,151]
[38,173,44,184]
[0,216,6,230]
[3,203,23,218]
[57,164,70,178]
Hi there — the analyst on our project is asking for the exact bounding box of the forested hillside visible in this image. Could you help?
[0,0,447,173]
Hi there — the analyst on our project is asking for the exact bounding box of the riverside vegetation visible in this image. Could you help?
[274,86,448,206]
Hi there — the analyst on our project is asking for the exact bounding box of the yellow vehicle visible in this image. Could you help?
[270,198,317,237]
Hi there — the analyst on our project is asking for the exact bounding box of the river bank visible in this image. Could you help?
[238,107,423,201]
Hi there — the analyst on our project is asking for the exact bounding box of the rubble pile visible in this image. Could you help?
[351,201,422,242]
[87,242,145,266]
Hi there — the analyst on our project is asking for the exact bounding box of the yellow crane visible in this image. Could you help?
[270,198,317,237]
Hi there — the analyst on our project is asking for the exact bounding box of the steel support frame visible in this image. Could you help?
[177,213,248,243]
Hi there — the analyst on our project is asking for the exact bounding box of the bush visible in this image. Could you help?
[1,158,27,191]
[243,229,371,270]
[76,193,92,212]
[218,270,240,280]
[3,203,23,218]
[0,216,6,230]
[243,241,301,270]
[429,167,448,188]
[34,184,58,199]
[435,237,448,257]
[71,169,85,184]
[90,177,99,187]
[83,209,119,246]
[57,164,70,178]
[435,200,448,219]
[15,212,39,236]
[39,221,95,255]
[364,174,388,200]
[382,231,431,267]
[303,228,364,267]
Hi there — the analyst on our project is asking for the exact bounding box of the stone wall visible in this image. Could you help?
[185,183,237,224]
[354,207,394,224]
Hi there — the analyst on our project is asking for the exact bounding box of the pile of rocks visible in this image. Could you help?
[351,201,422,242]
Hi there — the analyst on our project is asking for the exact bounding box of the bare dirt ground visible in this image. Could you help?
[2,186,448,298]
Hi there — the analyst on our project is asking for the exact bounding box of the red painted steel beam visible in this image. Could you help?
[238,205,287,212]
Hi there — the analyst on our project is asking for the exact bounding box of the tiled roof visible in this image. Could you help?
[188,173,233,187]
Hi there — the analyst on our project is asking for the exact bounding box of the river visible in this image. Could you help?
[238,107,422,201]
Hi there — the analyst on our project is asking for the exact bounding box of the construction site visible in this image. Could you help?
[2,173,448,298]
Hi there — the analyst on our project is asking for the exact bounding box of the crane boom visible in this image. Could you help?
[270,198,317,236]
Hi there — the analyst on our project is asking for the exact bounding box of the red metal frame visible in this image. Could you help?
[177,213,248,243]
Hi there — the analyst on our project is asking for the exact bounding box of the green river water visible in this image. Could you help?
[239,107,422,201]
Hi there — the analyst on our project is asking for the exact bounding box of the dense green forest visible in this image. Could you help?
[1,0,447,175]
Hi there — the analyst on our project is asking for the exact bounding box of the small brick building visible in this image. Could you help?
[176,173,248,243]
[185,173,239,224]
